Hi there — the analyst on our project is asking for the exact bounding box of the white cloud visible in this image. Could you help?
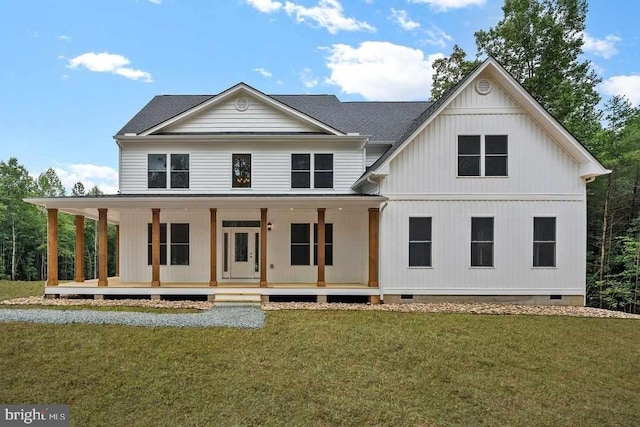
[67,52,153,83]
[53,164,119,195]
[582,32,621,59]
[600,75,640,106]
[57,35,72,42]
[247,0,282,13]
[325,41,444,100]
[283,0,375,34]
[299,68,318,88]
[409,0,485,11]
[390,8,420,31]
[148,0,162,4]
[254,67,273,77]
[422,25,452,48]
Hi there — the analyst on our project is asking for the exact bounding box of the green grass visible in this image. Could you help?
[0,280,44,300]
[0,310,638,426]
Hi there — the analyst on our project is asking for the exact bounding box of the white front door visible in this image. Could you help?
[230,229,259,279]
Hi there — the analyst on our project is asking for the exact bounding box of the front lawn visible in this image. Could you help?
[0,310,638,426]
[0,280,43,300]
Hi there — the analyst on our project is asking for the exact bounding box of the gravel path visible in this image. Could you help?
[264,302,640,319]
[0,306,264,328]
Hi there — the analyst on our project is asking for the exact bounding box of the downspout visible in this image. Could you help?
[366,176,379,195]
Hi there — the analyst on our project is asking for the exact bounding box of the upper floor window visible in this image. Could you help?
[232,154,251,188]
[291,154,333,189]
[409,217,432,267]
[148,154,190,189]
[458,135,508,177]
[533,217,556,267]
[471,217,494,267]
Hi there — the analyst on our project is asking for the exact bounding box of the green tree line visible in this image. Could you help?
[0,158,117,282]
[432,0,640,313]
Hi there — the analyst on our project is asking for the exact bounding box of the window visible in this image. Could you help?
[533,217,556,267]
[457,135,508,177]
[291,154,311,188]
[291,224,310,265]
[148,154,167,188]
[232,154,251,188]
[170,154,190,188]
[313,223,333,266]
[314,154,333,188]
[148,154,190,189]
[170,223,190,265]
[147,223,167,265]
[409,217,432,267]
[471,217,494,267]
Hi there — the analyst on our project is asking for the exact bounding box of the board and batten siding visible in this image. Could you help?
[118,208,368,284]
[164,95,322,133]
[380,76,584,196]
[379,199,586,296]
[119,141,363,194]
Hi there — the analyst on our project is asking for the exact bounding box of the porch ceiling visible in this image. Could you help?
[25,194,387,223]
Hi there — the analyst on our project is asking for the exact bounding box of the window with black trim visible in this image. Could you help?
[170,154,190,188]
[148,154,167,188]
[147,223,167,265]
[291,223,310,265]
[170,223,189,265]
[232,154,251,188]
[291,154,311,188]
[409,217,432,267]
[457,135,508,177]
[314,154,333,188]
[533,217,556,267]
[313,223,333,266]
[471,217,494,267]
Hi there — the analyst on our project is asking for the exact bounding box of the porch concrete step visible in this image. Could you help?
[214,293,262,306]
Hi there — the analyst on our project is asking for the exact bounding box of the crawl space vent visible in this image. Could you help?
[475,79,492,95]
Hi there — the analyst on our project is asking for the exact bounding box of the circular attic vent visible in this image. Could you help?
[234,97,250,111]
[475,79,492,95]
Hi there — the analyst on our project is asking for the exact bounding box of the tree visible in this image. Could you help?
[37,168,65,197]
[474,0,601,140]
[430,45,480,100]
[72,181,85,196]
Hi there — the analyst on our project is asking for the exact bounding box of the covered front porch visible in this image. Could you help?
[27,194,385,303]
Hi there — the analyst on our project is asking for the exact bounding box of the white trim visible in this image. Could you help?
[44,286,380,296]
[138,84,346,136]
[380,288,584,296]
[442,107,523,115]
[385,194,584,201]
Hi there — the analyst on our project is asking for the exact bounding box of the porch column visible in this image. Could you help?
[74,215,84,282]
[115,224,120,277]
[97,208,108,286]
[210,208,217,286]
[260,208,268,287]
[368,208,379,288]
[151,208,161,287]
[47,208,58,286]
[317,208,326,287]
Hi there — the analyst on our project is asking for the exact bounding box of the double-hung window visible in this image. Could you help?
[291,224,311,265]
[291,154,333,189]
[147,223,189,265]
[533,217,556,267]
[471,217,494,267]
[232,154,251,188]
[148,154,190,189]
[457,135,508,177]
[409,217,432,267]
[147,223,167,265]
[313,223,333,266]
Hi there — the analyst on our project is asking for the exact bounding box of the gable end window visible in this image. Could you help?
[147,223,167,265]
[291,154,311,188]
[291,223,310,265]
[313,223,333,266]
[314,154,333,188]
[148,154,190,189]
[457,135,508,177]
[471,217,494,267]
[232,154,251,188]
[533,217,556,267]
[409,217,432,267]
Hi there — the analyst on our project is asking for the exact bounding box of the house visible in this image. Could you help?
[26,58,609,305]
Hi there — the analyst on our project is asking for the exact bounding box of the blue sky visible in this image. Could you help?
[0,0,637,193]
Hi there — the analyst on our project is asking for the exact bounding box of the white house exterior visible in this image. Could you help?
[27,58,609,305]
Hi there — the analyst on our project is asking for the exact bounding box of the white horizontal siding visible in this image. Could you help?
[365,144,390,166]
[164,95,321,133]
[119,141,363,194]
[379,199,586,295]
[119,208,368,284]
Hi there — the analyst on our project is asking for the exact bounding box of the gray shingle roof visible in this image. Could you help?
[116,90,431,143]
